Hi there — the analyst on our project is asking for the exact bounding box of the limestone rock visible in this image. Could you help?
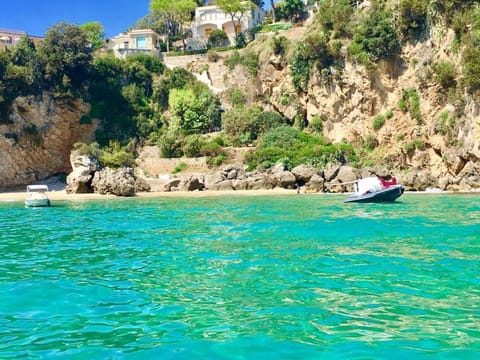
[65,154,100,194]
[92,167,136,196]
[179,175,205,191]
[291,165,318,184]
[304,174,325,193]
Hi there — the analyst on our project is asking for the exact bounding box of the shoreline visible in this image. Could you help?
[0,188,300,202]
[1,188,480,203]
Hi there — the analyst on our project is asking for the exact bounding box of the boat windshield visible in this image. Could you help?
[27,185,49,192]
[356,177,382,195]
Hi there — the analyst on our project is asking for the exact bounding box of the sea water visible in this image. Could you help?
[0,193,479,359]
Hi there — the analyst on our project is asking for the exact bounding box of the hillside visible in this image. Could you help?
[2,1,480,192]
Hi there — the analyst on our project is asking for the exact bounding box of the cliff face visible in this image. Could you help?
[0,93,96,190]
[192,23,480,190]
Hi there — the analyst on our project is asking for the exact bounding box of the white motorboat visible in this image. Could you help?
[344,176,405,203]
[25,185,51,207]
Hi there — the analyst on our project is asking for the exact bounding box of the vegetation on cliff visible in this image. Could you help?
[2,0,480,183]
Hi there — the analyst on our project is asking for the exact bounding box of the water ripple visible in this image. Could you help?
[0,194,479,358]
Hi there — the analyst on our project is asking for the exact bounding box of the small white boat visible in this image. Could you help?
[25,185,51,207]
[344,176,404,203]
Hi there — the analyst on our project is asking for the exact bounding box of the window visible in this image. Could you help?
[136,36,147,48]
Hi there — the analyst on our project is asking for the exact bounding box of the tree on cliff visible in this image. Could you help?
[38,22,92,95]
[80,22,105,51]
[150,0,197,52]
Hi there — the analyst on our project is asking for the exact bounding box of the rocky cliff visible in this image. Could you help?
[187,23,480,191]
[0,93,96,190]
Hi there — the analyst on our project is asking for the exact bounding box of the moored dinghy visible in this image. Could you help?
[25,185,51,207]
[344,176,404,203]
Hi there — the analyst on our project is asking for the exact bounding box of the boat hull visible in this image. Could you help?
[344,185,405,203]
[25,198,51,207]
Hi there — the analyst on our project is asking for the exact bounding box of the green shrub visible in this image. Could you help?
[79,114,92,124]
[348,10,400,62]
[228,88,246,108]
[207,29,230,48]
[272,36,289,56]
[398,0,428,40]
[290,41,311,92]
[372,114,386,131]
[364,135,379,151]
[309,115,323,134]
[183,135,205,157]
[432,61,457,89]
[173,162,188,173]
[206,152,228,167]
[399,88,422,124]
[159,134,182,158]
[72,142,102,158]
[435,110,456,136]
[316,0,354,38]
[100,141,135,168]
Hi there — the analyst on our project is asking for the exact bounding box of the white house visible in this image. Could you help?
[192,3,265,46]
[108,29,162,59]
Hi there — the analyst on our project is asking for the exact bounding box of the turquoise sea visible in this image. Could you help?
[0,193,479,359]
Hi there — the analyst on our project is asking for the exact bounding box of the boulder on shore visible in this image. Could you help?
[65,154,99,194]
[92,167,136,196]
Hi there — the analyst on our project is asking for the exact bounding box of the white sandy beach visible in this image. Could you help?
[0,187,302,202]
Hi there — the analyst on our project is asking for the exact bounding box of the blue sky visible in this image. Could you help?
[0,0,151,38]
[1,1,277,38]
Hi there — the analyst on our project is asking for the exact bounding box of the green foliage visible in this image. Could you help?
[99,141,135,168]
[399,88,422,124]
[462,38,480,93]
[228,88,247,108]
[224,50,242,70]
[154,67,197,110]
[169,88,221,133]
[372,114,386,131]
[79,21,105,51]
[224,50,259,77]
[435,110,456,137]
[290,41,311,92]
[308,115,323,134]
[348,10,400,63]
[39,22,92,95]
[206,152,228,168]
[398,0,428,40]
[159,134,183,158]
[432,61,457,89]
[363,135,379,151]
[207,29,230,48]
[271,36,289,56]
[79,115,92,124]
[259,22,293,33]
[281,0,305,22]
[403,139,425,153]
[222,106,286,146]
[72,142,102,158]
[246,125,355,170]
[183,134,206,157]
[173,162,188,173]
[316,0,354,38]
